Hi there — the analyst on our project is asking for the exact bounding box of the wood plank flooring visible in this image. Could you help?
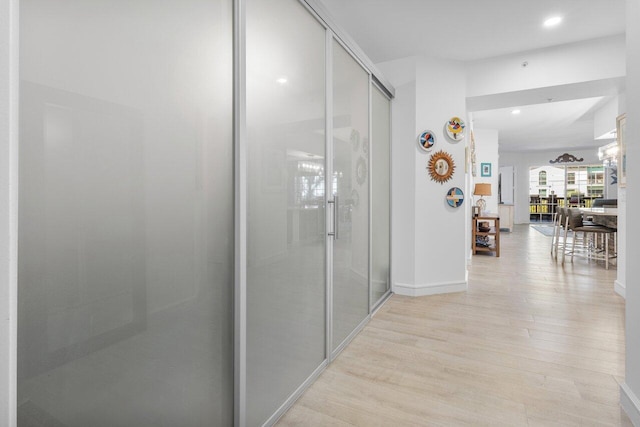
[277,224,632,426]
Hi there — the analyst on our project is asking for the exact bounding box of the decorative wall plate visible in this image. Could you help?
[355,156,367,185]
[418,130,436,151]
[427,150,455,184]
[445,117,465,142]
[446,187,464,207]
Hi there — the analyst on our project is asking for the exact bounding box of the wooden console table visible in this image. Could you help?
[472,216,500,257]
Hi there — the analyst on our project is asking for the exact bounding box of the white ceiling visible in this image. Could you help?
[318,0,626,153]
[472,97,609,152]
[318,0,625,63]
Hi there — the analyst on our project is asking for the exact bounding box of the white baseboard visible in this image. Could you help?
[621,382,640,426]
[393,280,467,297]
[615,280,626,299]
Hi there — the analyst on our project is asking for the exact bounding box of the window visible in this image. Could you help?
[539,189,547,197]
[567,172,575,185]
[587,186,604,197]
[588,171,604,185]
[539,171,547,186]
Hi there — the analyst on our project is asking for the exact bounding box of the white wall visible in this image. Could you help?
[466,35,625,97]
[379,55,468,296]
[389,80,417,286]
[376,56,417,88]
[472,129,499,214]
[616,187,626,298]
[594,96,620,139]
[623,0,640,424]
[499,166,514,205]
[0,0,17,425]
[414,57,467,290]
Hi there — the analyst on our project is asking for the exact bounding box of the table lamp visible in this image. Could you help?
[473,183,491,215]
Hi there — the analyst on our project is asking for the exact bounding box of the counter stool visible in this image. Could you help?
[561,208,616,269]
[552,207,569,260]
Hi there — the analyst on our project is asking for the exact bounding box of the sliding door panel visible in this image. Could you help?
[246,0,326,425]
[371,85,391,307]
[18,1,234,426]
[331,41,370,351]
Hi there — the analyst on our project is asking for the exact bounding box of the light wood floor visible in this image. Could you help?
[277,224,632,426]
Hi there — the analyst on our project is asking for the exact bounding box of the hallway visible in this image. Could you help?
[278,225,631,426]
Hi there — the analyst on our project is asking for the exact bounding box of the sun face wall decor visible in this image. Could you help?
[427,150,455,184]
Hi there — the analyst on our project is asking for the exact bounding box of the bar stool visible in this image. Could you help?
[552,207,569,260]
[561,208,616,269]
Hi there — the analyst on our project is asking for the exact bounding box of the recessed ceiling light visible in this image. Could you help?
[276,77,288,84]
[543,16,562,27]
[511,109,521,115]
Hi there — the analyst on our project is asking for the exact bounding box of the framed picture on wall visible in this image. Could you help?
[481,162,492,177]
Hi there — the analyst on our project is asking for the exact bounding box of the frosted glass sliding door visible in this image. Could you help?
[246,0,326,425]
[331,40,370,351]
[18,1,234,426]
[371,85,391,307]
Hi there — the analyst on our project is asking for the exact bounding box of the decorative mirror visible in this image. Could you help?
[427,150,455,184]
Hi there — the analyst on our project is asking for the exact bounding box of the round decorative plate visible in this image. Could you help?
[427,150,455,184]
[445,117,466,142]
[418,130,436,152]
[446,187,464,208]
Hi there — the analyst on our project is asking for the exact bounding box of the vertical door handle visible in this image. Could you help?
[328,196,339,239]
[333,196,339,240]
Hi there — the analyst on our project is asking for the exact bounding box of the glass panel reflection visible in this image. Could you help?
[18,1,234,425]
[246,0,326,425]
[371,86,391,306]
[332,41,370,350]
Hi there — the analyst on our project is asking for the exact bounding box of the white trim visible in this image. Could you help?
[393,280,468,297]
[615,280,626,299]
[621,382,640,426]
[233,0,247,425]
[387,81,394,303]
[368,74,373,313]
[325,29,334,361]
[263,361,328,427]
[0,0,18,424]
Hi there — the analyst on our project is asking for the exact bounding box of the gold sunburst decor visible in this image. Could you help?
[427,150,455,184]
